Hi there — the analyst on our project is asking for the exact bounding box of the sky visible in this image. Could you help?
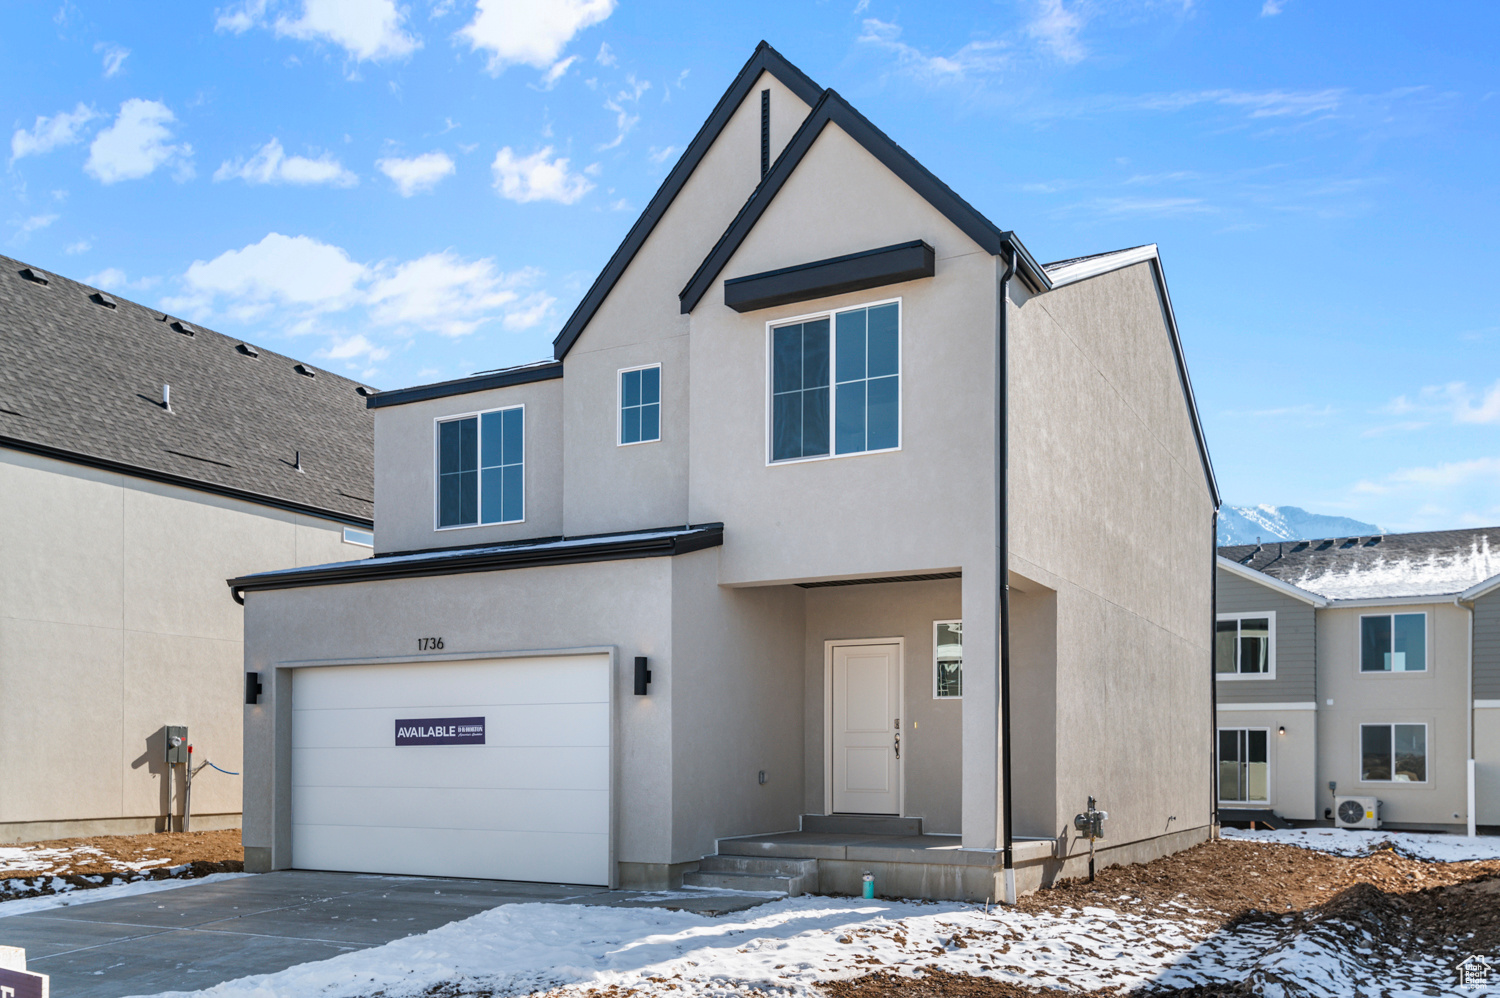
[2,1,1498,533]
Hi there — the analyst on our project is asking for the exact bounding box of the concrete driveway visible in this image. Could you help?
[0,871,610,998]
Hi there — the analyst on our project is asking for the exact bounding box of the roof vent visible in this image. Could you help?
[294,363,316,378]
[1340,538,1360,548]
[19,267,50,285]
[169,318,196,336]
[1364,536,1383,546]
[236,343,259,357]
[90,291,117,309]
[1292,541,1309,551]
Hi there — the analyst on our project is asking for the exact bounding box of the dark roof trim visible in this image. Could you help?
[366,361,563,409]
[551,41,822,361]
[679,90,1050,314]
[724,240,935,313]
[228,522,725,601]
[1,434,373,530]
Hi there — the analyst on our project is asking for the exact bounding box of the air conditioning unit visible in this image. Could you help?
[1334,796,1381,829]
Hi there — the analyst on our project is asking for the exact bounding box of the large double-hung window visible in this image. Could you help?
[770,300,899,463]
[437,406,524,528]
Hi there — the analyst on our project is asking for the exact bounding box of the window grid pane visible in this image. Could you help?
[1394,724,1426,782]
[832,304,897,456]
[772,321,829,460]
[442,409,521,528]
[1361,615,1393,672]
[1361,724,1392,781]
[1393,614,1426,671]
[620,368,662,444]
[438,417,479,527]
[935,622,962,698]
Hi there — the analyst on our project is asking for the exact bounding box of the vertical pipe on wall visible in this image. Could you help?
[997,247,1016,903]
[1210,509,1220,837]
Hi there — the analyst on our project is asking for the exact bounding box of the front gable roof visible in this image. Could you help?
[550,41,821,361]
[677,89,1051,313]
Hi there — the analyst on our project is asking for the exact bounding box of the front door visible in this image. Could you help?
[830,641,901,814]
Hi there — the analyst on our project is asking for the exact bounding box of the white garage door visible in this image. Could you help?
[290,655,611,885]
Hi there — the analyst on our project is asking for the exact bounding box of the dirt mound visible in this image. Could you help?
[0,828,242,878]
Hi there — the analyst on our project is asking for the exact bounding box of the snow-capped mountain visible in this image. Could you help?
[1217,505,1381,547]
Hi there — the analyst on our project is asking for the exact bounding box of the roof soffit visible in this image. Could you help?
[551,42,821,361]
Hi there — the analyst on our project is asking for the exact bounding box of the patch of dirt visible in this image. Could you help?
[0,830,244,902]
[823,968,1082,997]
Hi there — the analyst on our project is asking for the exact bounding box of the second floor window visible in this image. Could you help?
[1215,613,1273,677]
[620,364,661,445]
[1360,612,1426,672]
[437,406,523,528]
[771,300,900,463]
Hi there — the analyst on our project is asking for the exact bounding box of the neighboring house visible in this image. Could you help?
[1216,528,1500,832]
[231,42,1219,902]
[0,256,374,844]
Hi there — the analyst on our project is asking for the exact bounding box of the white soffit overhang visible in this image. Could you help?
[1217,555,1327,607]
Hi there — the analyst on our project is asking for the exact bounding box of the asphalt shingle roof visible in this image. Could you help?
[0,255,373,524]
[1220,526,1500,600]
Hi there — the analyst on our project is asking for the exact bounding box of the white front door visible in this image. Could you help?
[830,641,901,814]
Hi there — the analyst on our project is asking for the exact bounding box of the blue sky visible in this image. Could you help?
[3,1,1498,532]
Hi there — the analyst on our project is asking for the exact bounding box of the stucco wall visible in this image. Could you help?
[240,555,680,872]
[372,377,563,555]
[1214,707,1318,820]
[0,446,361,841]
[1214,567,1318,703]
[1315,602,1470,828]
[1476,707,1500,826]
[1006,260,1216,853]
[802,578,964,834]
[560,71,814,538]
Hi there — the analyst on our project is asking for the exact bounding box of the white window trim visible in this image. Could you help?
[1216,611,1277,680]
[432,403,526,531]
[764,296,903,466]
[1216,726,1272,805]
[933,619,962,700]
[1357,610,1429,675]
[1357,721,1429,784]
[617,362,662,447]
[342,527,374,547]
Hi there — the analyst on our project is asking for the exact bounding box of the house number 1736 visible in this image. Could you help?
[418,637,445,651]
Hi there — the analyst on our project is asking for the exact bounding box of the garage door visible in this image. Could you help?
[290,655,610,885]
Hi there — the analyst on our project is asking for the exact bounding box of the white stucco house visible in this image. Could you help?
[231,42,1220,902]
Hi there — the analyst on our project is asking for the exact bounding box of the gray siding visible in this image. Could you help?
[1476,589,1500,700]
[1215,567,1316,703]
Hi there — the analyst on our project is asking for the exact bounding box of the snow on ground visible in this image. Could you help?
[125,876,1473,998]
[0,871,251,918]
[0,841,177,875]
[1221,826,1500,862]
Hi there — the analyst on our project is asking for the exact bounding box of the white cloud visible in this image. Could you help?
[368,253,552,336]
[491,146,593,204]
[11,213,58,239]
[595,41,615,67]
[538,54,579,89]
[65,239,91,254]
[599,75,649,149]
[1387,380,1500,426]
[95,42,130,77]
[376,150,455,195]
[10,103,98,162]
[215,138,358,186]
[84,267,159,291]
[165,233,553,349]
[85,99,193,184]
[1027,0,1086,63]
[1261,0,1285,14]
[459,0,615,74]
[856,19,1009,85]
[648,145,676,165]
[220,0,419,61]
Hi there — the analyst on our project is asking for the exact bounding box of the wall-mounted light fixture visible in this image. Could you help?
[633,657,651,696]
[246,672,263,705]
[1278,726,1286,735]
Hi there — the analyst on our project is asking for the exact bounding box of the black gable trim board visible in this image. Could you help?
[550,42,822,361]
[367,361,563,408]
[679,90,1051,314]
[723,240,935,313]
[227,523,725,600]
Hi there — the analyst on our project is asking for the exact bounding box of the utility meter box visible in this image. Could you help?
[165,725,189,764]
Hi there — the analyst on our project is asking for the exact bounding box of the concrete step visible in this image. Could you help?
[698,854,818,878]
[801,813,923,836]
[682,868,815,896]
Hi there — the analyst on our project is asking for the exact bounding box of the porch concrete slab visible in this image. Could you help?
[718,831,872,860]
[721,831,1009,867]
[4,870,608,998]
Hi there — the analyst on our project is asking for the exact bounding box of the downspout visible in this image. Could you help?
[997,246,1016,903]
[1456,594,1476,836]
[1211,509,1220,838]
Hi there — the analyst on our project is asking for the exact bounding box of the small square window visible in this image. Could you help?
[620,365,661,445]
[1360,723,1426,782]
[1215,614,1274,678]
[1360,613,1426,672]
[934,620,962,698]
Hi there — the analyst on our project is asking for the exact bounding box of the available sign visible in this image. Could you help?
[394,717,486,746]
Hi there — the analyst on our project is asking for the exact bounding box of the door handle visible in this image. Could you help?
[894,731,900,760]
